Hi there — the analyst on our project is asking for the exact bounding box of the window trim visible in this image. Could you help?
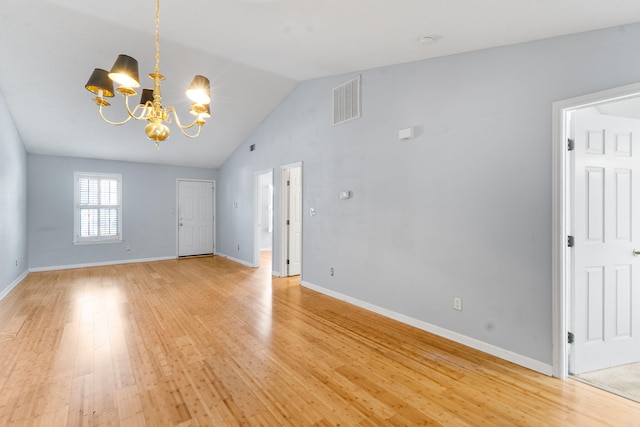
[73,171,123,245]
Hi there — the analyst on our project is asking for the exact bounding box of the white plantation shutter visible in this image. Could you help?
[74,172,122,243]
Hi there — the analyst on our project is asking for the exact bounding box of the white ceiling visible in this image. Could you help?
[1,0,640,168]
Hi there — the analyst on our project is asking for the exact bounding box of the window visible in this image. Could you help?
[74,172,122,244]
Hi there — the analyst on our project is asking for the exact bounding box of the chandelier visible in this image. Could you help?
[84,0,211,149]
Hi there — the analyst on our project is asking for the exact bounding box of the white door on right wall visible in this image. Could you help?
[287,166,302,276]
[571,109,640,374]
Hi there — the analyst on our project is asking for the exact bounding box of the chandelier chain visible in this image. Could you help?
[155,0,160,76]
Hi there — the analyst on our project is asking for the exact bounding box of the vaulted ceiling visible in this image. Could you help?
[1,0,639,168]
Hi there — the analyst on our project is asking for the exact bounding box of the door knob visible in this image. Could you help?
[179,223,183,226]
[633,249,640,257]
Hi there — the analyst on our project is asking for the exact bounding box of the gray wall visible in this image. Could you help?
[28,154,217,269]
[0,91,28,296]
[217,23,640,366]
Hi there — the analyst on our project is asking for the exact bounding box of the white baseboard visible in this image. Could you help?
[301,280,553,376]
[272,270,281,277]
[216,254,255,268]
[28,256,177,272]
[0,270,29,301]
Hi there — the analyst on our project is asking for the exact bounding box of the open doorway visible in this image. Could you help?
[552,83,640,402]
[254,170,273,270]
[280,162,302,277]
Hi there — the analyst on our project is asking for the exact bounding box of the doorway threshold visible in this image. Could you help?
[178,254,214,259]
[570,363,640,404]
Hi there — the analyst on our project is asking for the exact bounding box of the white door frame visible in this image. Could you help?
[253,169,274,268]
[280,162,303,277]
[552,82,640,378]
[176,178,216,257]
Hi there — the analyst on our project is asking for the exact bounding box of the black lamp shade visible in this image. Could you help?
[85,68,115,97]
[139,88,154,106]
[186,75,211,104]
[108,54,140,88]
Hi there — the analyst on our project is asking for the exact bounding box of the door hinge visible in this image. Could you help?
[286,220,290,225]
[286,259,290,265]
[567,235,574,247]
[568,331,574,344]
[287,180,290,186]
[567,138,575,151]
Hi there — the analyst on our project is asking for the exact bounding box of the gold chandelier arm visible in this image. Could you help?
[167,106,205,138]
[123,95,148,120]
[178,125,202,139]
[98,103,134,126]
[97,95,148,126]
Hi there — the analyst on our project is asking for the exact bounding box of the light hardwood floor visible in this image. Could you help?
[0,256,639,426]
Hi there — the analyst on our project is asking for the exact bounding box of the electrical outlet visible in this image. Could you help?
[329,267,334,276]
[125,245,131,251]
[237,244,240,251]
[453,297,462,311]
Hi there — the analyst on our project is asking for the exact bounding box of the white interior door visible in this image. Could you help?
[178,180,214,257]
[287,166,302,276]
[571,109,640,374]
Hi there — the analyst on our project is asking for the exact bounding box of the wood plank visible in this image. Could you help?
[0,255,637,425]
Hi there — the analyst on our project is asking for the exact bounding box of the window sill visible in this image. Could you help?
[73,239,123,246]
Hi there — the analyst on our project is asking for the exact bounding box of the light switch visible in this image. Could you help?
[399,127,414,140]
[339,191,351,199]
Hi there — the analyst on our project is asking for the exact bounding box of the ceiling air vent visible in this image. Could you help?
[333,75,361,126]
